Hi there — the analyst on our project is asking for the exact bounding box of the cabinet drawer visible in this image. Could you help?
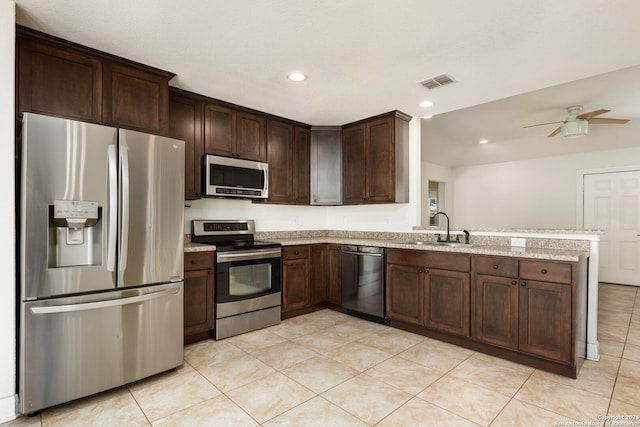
[474,255,518,277]
[282,245,309,260]
[519,260,572,284]
[387,248,428,267]
[386,249,470,272]
[184,252,215,271]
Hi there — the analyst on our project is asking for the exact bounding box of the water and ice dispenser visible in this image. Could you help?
[49,200,102,268]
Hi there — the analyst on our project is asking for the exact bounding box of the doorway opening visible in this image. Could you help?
[427,180,446,226]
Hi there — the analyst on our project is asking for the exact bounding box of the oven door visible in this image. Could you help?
[216,248,281,303]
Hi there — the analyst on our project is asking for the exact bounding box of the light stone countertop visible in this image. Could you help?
[184,242,215,253]
[270,237,588,262]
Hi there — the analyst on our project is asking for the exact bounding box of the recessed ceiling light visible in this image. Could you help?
[422,115,433,119]
[419,100,434,108]
[479,139,489,144]
[287,72,307,82]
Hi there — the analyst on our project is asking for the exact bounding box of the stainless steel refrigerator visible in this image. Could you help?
[19,113,185,414]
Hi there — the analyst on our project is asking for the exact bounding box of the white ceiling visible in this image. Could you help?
[14,0,640,165]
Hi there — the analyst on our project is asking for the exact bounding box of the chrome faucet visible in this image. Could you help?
[432,211,451,242]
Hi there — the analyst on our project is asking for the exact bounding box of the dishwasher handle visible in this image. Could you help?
[341,250,383,257]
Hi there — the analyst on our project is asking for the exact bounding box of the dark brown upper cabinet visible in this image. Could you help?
[341,110,410,205]
[169,89,203,200]
[203,104,266,162]
[266,120,310,204]
[102,62,170,135]
[17,36,102,124]
[16,25,174,135]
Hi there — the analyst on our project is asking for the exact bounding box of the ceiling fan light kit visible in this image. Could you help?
[523,105,629,138]
[561,119,588,138]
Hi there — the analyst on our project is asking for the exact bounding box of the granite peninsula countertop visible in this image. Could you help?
[184,229,593,262]
[269,237,588,262]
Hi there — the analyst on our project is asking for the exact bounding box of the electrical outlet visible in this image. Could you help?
[511,237,526,247]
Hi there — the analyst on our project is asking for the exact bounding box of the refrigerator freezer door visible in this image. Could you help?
[118,129,185,287]
[19,282,184,414]
[20,113,119,299]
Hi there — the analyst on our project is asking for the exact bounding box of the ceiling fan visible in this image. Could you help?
[524,105,630,138]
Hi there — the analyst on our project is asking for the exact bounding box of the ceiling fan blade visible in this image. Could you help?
[523,121,565,128]
[576,109,610,120]
[588,118,630,125]
[548,127,562,137]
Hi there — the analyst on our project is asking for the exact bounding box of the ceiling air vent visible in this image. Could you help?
[418,73,456,90]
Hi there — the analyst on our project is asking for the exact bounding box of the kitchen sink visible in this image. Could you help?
[401,241,473,248]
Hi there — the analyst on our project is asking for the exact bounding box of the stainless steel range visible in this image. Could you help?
[192,220,281,339]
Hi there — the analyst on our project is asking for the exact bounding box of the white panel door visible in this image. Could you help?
[583,170,640,286]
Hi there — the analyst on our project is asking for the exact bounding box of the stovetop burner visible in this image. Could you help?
[191,220,280,252]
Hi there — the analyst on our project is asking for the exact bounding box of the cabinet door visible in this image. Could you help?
[424,268,470,336]
[183,268,215,337]
[267,120,293,203]
[473,274,519,349]
[309,244,327,305]
[17,38,102,123]
[341,124,366,204]
[327,244,342,305]
[203,104,236,156]
[282,258,310,311]
[169,93,203,199]
[236,111,266,161]
[519,279,572,363]
[311,127,342,205]
[365,116,395,202]
[386,263,423,325]
[103,62,169,135]
[292,126,311,204]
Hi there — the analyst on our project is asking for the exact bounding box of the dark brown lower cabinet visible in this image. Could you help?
[519,279,572,363]
[282,246,310,312]
[386,249,471,337]
[386,263,423,325]
[424,268,470,336]
[183,252,215,344]
[326,244,342,305]
[473,274,519,349]
[282,244,342,315]
[310,244,327,305]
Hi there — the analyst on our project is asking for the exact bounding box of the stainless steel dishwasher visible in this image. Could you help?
[341,245,388,324]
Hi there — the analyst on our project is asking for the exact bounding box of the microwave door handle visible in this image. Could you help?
[106,144,117,272]
[119,143,130,273]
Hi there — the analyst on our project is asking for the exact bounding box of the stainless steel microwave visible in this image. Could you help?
[203,154,269,199]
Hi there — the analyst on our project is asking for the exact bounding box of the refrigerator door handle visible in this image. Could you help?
[119,143,130,273]
[30,287,181,314]
[107,144,118,272]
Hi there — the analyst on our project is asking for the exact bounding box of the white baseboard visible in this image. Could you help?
[587,341,600,361]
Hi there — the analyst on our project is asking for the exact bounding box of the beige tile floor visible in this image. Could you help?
[4,283,640,426]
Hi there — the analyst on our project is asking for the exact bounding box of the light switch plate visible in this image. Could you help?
[511,237,526,247]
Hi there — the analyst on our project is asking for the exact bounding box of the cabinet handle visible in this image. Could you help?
[418,268,423,273]
[208,270,213,275]
[511,280,517,285]
[521,281,527,287]
[424,269,429,274]
[493,264,499,270]
[541,269,548,274]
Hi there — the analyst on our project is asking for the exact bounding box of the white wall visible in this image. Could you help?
[1,0,16,422]
[185,117,423,232]
[452,146,640,229]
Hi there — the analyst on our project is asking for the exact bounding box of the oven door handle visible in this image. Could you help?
[217,249,282,263]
